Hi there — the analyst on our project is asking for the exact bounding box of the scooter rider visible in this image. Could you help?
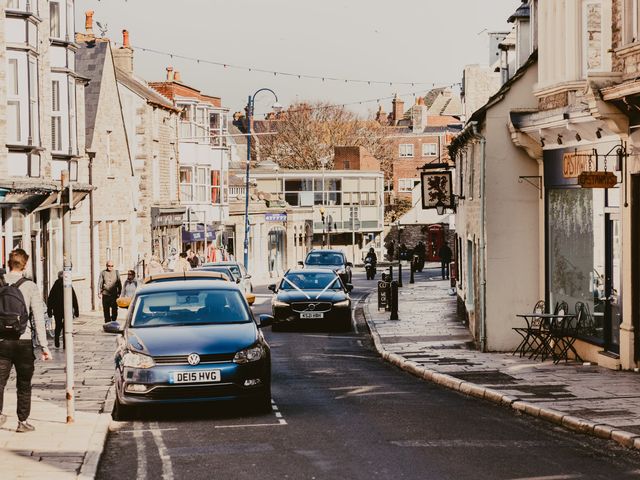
[364,248,378,279]
[365,248,378,267]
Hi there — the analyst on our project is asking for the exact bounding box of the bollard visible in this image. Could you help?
[389,265,393,282]
[390,280,399,320]
[398,262,403,287]
[410,260,415,284]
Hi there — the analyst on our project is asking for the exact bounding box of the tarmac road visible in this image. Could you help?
[96,270,640,480]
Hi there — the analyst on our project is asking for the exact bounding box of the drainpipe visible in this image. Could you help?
[87,150,96,311]
[470,121,487,352]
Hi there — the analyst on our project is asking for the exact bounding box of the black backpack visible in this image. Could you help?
[0,276,29,339]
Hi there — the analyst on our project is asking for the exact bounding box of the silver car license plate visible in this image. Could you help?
[171,370,221,384]
[300,312,323,319]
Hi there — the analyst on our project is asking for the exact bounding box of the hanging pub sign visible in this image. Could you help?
[421,170,453,210]
[577,171,617,189]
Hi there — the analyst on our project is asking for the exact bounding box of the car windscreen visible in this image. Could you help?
[130,289,251,327]
[196,267,234,281]
[280,272,342,291]
[305,252,344,266]
[224,265,242,278]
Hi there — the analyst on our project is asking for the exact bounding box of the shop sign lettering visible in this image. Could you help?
[578,171,617,189]
[563,151,594,178]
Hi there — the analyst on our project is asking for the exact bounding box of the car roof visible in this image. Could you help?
[284,268,340,276]
[143,271,228,284]
[307,249,344,255]
[203,261,240,267]
[137,279,242,294]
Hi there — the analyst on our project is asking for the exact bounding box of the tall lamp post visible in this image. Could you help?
[244,88,282,270]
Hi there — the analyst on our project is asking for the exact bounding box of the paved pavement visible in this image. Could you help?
[363,266,640,451]
[0,312,116,479]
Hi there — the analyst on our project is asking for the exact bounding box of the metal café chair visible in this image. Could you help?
[550,303,586,364]
[512,300,545,357]
[532,300,569,361]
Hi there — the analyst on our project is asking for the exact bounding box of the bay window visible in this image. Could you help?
[7,50,40,148]
[49,0,73,42]
[180,166,212,203]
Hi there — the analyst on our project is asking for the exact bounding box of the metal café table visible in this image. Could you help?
[514,313,578,362]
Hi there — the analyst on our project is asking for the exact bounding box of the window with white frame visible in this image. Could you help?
[68,76,77,155]
[398,178,419,193]
[50,1,61,38]
[51,80,62,151]
[196,166,209,202]
[180,167,193,202]
[6,0,37,13]
[399,144,414,158]
[7,51,39,146]
[422,143,438,157]
[624,0,640,44]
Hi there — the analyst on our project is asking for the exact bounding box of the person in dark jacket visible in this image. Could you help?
[438,241,453,280]
[46,271,79,349]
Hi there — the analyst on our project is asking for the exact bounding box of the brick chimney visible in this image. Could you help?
[112,29,134,75]
[391,94,404,126]
[173,70,182,82]
[166,66,174,82]
[75,10,96,42]
[375,104,386,124]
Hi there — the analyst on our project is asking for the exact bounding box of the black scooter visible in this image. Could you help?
[364,257,376,280]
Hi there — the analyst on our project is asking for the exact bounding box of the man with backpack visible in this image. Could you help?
[0,248,51,433]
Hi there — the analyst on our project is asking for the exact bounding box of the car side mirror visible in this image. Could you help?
[103,321,124,334]
[245,274,252,279]
[268,284,277,292]
[257,314,274,328]
[297,261,304,266]
[345,284,354,293]
[236,278,241,284]
[346,262,353,267]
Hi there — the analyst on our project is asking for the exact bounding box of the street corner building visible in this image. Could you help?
[448,0,640,371]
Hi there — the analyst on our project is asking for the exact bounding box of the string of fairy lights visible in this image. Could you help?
[110,42,460,115]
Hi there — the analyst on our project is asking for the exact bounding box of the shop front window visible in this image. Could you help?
[548,188,605,342]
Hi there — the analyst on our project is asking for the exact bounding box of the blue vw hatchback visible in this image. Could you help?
[104,280,273,419]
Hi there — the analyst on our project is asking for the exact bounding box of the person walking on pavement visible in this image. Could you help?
[413,241,426,272]
[0,248,51,433]
[173,252,192,273]
[46,271,79,349]
[438,241,453,280]
[98,261,122,323]
[121,270,138,299]
[187,249,200,269]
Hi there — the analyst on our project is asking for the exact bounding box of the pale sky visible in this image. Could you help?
[77,0,519,117]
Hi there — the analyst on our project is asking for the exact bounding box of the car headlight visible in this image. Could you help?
[234,345,265,364]
[272,300,290,308]
[122,351,155,369]
[333,299,350,308]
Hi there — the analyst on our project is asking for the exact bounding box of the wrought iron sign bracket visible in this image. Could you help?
[518,175,542,199]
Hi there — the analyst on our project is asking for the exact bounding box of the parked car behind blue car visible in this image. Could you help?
[103,279,273,420]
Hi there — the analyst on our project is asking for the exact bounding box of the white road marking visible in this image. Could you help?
[133,422,147,480]
[507,476,582,480]
[150,421,175,480]
[214,422,287,429]
[118,427,179,433]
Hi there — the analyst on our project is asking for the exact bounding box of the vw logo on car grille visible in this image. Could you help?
[187,353,201,366]
[306,304,317,311]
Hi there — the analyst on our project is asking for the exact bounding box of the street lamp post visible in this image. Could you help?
[244,88,282,270]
